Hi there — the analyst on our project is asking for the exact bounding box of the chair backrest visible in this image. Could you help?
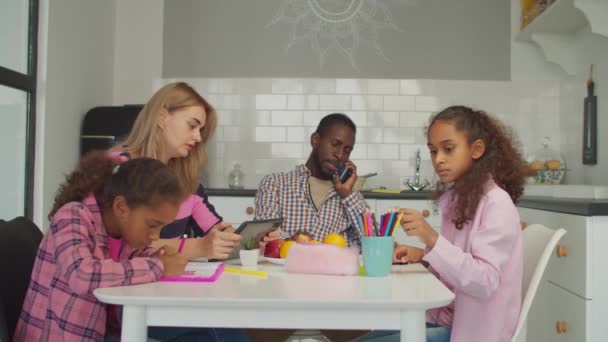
[511,224,566,342]
[0,217,43,340]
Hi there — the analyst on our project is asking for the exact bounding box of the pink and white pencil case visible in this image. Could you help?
[285,243,359,276]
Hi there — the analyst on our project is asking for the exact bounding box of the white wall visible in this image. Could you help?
[35,0,117,227]
[113,0,164,105]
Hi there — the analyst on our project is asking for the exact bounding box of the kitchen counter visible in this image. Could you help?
[518,196,608,216]
[205,188,433,200]
[205,188,608,216]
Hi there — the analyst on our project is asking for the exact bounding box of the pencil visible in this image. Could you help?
[384,212,395,237]
[371,212,380,236]
[389,213,403,236]
[225,267,268,278]
[177,234,187,253]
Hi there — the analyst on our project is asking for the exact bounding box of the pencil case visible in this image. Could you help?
[285,242,359,276]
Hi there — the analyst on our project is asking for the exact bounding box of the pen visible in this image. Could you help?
[177,234,187,253]
[224,267,268,278]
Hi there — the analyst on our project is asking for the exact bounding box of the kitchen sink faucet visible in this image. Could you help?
[405,149,430,191]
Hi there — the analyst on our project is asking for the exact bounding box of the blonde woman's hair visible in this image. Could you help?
[119,82,217,193]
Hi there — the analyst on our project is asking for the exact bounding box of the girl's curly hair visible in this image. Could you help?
[429,106,526,229]
[49,151,184,219]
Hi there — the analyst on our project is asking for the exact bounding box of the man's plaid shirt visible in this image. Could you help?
[254,164,370,248]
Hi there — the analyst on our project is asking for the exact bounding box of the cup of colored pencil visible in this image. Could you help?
[358,210,399,277]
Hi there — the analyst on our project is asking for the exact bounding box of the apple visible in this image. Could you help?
[264,239,285,258]
[291,231,313,243]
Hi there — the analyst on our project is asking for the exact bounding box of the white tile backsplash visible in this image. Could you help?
[383,95,415,111]
[319,95,351,110]
[271,143,303,159]
[255,94,287,110]
[352,95,383,111]
[272,79,304,94]
[172,78,561,189]
[368,144,399,160]
[368,79,400,95]
[399,112,432,128]
[271,111,303,126]
[287,95,319,110]
[255,127,286,142]
[336,79,367,94]
[255,111,271,126]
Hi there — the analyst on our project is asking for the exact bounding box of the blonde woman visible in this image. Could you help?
[111,82,241,261]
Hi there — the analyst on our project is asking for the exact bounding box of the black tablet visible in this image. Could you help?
[227,218,283,260]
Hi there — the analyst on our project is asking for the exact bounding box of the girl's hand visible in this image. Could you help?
[199,225,241,259]
[153,247,188,276]
[334,160,357,199]
[399,208,439,249]
[257,228,282,255]
[393,245,425,263]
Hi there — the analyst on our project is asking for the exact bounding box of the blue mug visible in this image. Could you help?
[362,236,394,277]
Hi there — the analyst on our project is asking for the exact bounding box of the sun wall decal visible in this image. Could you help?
[267,0,402,69]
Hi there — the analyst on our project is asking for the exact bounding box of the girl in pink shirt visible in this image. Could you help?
[14,151,249,342]
[356,106,525,342]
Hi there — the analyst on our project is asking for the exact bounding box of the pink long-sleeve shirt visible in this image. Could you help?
[424,181,523,342]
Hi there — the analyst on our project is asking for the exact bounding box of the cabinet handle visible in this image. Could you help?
[246,206,254,215]
[556,245,568,258]
[556,320,568,334]
[422,209,430,218]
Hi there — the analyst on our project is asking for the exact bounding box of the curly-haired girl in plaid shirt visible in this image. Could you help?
[13,151,249,342]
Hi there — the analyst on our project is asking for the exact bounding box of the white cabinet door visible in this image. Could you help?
[208,196,255,227]
[527,281,588,342]
[375,199,441,248]
[518,208,591,299]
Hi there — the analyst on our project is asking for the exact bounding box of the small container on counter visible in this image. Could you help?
[527,137,566,184]
[228,162,245,189]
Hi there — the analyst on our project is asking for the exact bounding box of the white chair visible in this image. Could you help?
[511,224,566,342]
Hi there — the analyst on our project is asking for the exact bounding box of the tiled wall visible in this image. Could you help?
[157,78,561,190]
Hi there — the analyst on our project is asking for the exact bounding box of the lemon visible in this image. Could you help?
[279,240,295,258]
[323,233,347,248]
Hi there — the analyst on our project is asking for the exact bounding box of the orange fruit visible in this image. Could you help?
[323,233,346,248]
[279,240,295,258]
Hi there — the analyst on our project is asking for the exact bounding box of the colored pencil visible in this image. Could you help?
[177,234,187,253]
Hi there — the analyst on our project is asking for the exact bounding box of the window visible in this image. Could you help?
[0,0,39,220]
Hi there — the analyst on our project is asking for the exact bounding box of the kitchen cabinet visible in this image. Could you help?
[208,196,255,228]
[516,0,608,75]
[518,207,608,341]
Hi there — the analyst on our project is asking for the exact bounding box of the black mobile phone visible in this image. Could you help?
[337,164,352,183]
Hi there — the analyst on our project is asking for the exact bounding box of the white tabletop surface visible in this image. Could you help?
[95,261,453,311]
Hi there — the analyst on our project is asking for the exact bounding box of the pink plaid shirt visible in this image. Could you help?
[254,164,370,247]
[13,194,163,342]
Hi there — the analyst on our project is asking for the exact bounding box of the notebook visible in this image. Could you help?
[159,262,225,282]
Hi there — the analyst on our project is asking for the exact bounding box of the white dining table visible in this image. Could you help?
[94,261,454,342]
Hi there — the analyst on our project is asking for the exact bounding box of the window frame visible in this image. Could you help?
[0,0,39,219]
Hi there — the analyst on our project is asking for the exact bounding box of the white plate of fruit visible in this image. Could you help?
[262,231,315,265]
[263,257,285,265]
